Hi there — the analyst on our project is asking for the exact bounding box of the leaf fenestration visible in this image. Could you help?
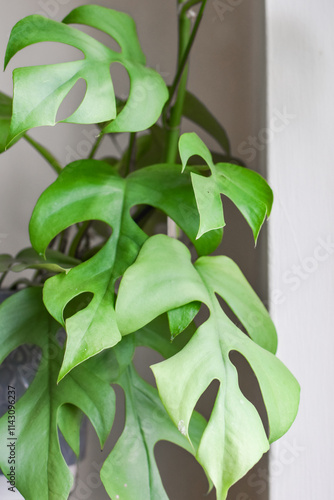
[4,6,168,147]
[101,364,207,500]
[29,160,222,380]
[0,288,115,500]
[116,235,300,499]
[179,133,273,241]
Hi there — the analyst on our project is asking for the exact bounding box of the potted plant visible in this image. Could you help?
[0,3,300,499]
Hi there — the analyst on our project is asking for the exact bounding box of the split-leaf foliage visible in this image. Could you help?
[0,4,300,499]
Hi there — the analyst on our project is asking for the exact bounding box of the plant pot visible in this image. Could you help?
[0,290,86,499]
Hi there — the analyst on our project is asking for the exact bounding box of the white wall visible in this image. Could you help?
[267,0,334,498]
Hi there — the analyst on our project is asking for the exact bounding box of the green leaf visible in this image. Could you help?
[29,159,221,380]
[128,163,223,256]
[11,248,80,273]
[101,364,208,500]
[0,92,24,153]
[179,133,273,242]
[214,163,273,243]
[183,90,231,154]
[116,235,300,499]
[29,160,145,381]
[4,5,168,147]
[0,92,12,152]
[179,132,215,172]
[134,314,196,359]
[58,404,83,457]
[132,125,165,169]
[167,301,201,339]
[195,256,277,354]
[0,254,13,272]
[0,288,115,500]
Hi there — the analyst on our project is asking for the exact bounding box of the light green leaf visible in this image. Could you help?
[179,132,215,172]
[179,133,273,241]
[29,159,221,380]
[195,256,277,353]
[4,5,168,147]
[191,172,225,238]
[101,364,208,500]
[0,288,115,500]
[183,90,231,154]
[116,235,300,499]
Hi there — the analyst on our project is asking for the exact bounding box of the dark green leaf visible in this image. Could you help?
[0,254,13,272]
[0,92,24,152]
[0,92,12,152]
[134,314,196,359]
[58,404,82,457]
[29,159,221,380]
[11,248,80,273]
[167,301,201,339]
[183,90,231,154]
[0,288,115,500]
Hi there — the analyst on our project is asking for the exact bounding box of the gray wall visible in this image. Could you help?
[0,1,268,499]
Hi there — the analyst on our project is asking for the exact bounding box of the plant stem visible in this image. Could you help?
[124,132,136,176]
[68,221,90,258]
[164,10,192,164]
[0,271,8,288]
[88,133,104,159]
[165,0,207,116]
[179,0,202,18]
[164,0,207,164]
[23,134,62,174]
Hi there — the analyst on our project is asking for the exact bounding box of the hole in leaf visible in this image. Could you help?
[194,302,210,327]
[114,276,122,295]
[133,346,164,388]
[194,378,220,421]
[155,441,216,500]
[0,344,42,418]
[229,350,269,436]
[183,153,212,169]
[87,220,113,247]
[56,78,87,122]
[49,220,112,261]
[130,204,161,234]
[110,62,130,101]
[63,292,94,321]
[8,42,84,68]
[214,292,247,334]
[107,384,126,449]
[68,24,122,54]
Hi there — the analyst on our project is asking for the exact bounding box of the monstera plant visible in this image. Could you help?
[0,3,300,500]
